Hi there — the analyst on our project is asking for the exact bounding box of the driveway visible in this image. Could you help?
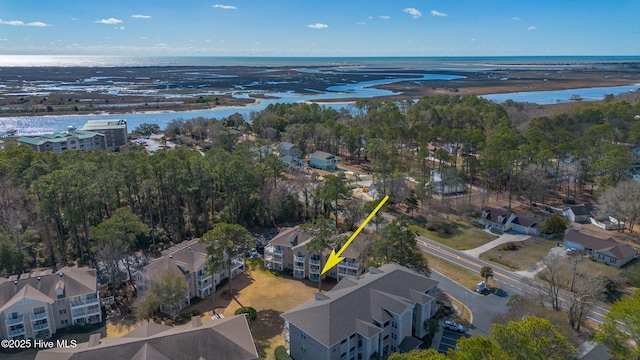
[462,233,530,258]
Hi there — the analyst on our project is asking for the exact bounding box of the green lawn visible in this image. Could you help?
[409,219,495,250]
[479,238,557,271]
[424,253,481,291]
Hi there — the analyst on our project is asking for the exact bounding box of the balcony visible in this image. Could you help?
[265,246,283,255]
[294,264,305,271]
[339,261,359,269]
[293,255,305,262]
[197,273,211,281]
[8,328,25,337]
[33,322,49,332]
[31,312,47,321]
[309,258,320,265]
[264,254,283,263]
[6,314,24,325]
[86,306,100,316]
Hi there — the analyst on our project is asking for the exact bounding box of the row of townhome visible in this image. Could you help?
[0,268,101,340]
[281,264,439,360]
[264,227,367,282]
[133,239,245,314]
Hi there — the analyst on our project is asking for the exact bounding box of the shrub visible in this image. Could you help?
[275,345,292,360]
[234,306,257,321]
[190,309,201,316]
[164,319,173,326]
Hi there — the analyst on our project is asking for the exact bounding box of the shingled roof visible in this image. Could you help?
[35,315,258,360]
[0,267,97,312]
[281,263,438,347]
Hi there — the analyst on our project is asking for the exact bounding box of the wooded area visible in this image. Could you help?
[1,94,639,277]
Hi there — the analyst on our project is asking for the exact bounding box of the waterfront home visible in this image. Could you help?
[18,128,106,153]
[81,119,128,150]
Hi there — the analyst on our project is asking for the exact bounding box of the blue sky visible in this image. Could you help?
[1,1,639,56]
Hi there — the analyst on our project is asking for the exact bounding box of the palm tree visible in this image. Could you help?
[480,266,494,285]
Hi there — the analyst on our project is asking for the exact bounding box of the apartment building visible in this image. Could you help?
[81,119,129,150]
[0,267,101,340]
[133,239,245,313]
[281,264,439,360]
[17,128,106,153]
[35,315,258,360]
[264,227,367,282]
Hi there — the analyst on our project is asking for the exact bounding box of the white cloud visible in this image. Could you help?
[431,10,447,17]
[379,15,391,20]
[132,15,151,19]
[528,26,537,30]
[213,4,236,10]
[355,22,366,25]
[140,37,148,39]
[403,8,422,19]
[0,38,7,41]
[307,23,328,29]
[0,19,51,27]
[116,26,125,30]
[470,38,476,42]
[512,17,521,21]
[96,18,123,25]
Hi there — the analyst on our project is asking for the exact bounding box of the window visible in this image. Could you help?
[610,258,617,264]
[384,321,390,327]
[60,319,68,325]
[391,333,397,340]
[301,346,306,353]
[301,332,306,339]
[341,339,347,344]
[391,320,397,329]
[58,309,67,315]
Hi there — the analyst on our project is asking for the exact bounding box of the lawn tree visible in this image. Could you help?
[594,290,640,359]
[538,214,569,237]
[89,208,150,293]
[342,197,364,231]
[375,215,430,276]
[316,174,351,228]
[133,288,159,322]
[133,123,161,137]
[480,266,494,284]
[537,253,569,311]
[567,274,603,331]
[148,268,189,320]
[490,316,577,360]
[597,180,640,233]
[363,199,388,232]
[303,217,337,292]
[199,222,254,297]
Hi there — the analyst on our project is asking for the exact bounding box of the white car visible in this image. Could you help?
[443,320,464,333]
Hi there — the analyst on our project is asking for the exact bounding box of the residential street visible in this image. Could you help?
[417,235,608,325]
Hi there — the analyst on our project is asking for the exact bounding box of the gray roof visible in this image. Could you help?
[481,206,513,225]
[82,119,127,131]
[512,216,537,228]
[0,267,97,312]
[35,315,258,360]
[277,142,296,151]
[268,227,312,248]
[310,151,334,160]
[569,204,593,216]
[281,263,438,347]
[138,239,208,280]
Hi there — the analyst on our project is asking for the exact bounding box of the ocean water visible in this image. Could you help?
[1,55,640,70]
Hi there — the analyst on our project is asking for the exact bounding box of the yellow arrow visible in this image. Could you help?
[321,195,389,275]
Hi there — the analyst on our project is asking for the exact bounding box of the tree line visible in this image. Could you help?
[1,94,639,275]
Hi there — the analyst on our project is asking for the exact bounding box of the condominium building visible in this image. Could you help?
[17,128,106,153]
[81,119,128,150]
[133,239,245,314]
[264,227,367,282]
[281,264,439,360]
[35,314,258,360]
[0,267,101,340]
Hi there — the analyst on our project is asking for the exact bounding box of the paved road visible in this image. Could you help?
[417,236,608,325]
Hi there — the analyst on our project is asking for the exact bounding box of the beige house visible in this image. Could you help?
[81,119,128,150]
[264,226,367,282]
[0,267,101,340]
[133,239,245,314]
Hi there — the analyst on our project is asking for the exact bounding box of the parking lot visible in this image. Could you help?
[438,328,469,354]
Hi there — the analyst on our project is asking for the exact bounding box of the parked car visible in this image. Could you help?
[443,320,464,333]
